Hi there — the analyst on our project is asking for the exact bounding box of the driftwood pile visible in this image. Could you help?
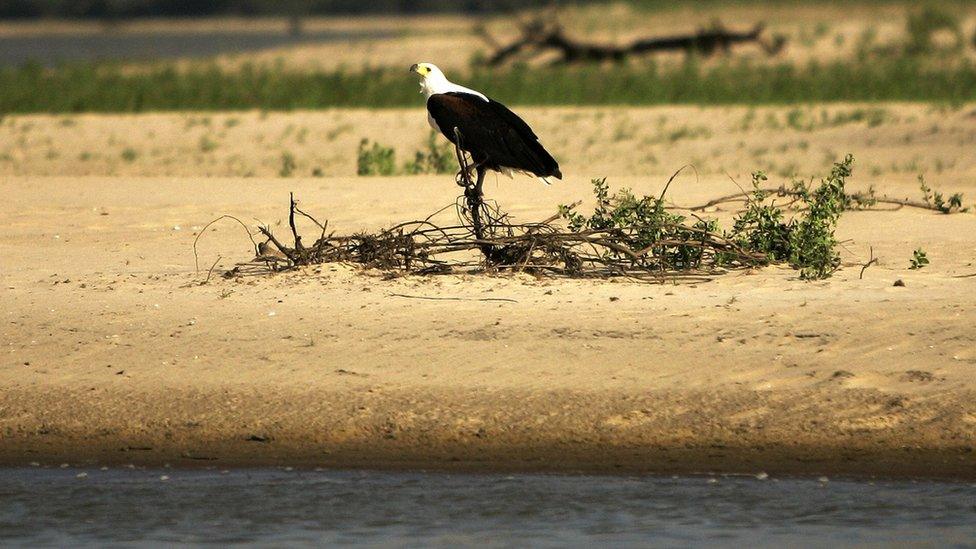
[218,144,769,283]
[235,193,766,283]
[196,142,966,285]
[477,15,786,66]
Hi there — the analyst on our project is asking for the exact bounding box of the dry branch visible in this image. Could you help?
[859,246,877,280]
[679,185,966,214]
[192,214,258,272]
[227,189,769,284]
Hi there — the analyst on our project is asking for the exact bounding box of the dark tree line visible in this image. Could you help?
[0,0,567,18]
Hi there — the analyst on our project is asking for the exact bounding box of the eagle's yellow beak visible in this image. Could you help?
[409,63,420,74]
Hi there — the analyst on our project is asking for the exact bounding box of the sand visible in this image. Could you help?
[4,104,976,183]
[2,170,975,478]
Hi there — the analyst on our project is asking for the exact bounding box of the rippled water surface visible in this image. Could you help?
[1,468,974,547]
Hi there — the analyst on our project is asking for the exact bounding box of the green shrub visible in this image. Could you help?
[786,155,853,279]
[919,174,966,213]
[727,171,793,260]
[729,155,855,279]
[561,177,719,271]
[909,248,929,269]
[402,131,456,175]
[279,151,297,177]
[356,139,396,176]
[199,135,219,152]
[557,157,858,279]
[906,6,963,53]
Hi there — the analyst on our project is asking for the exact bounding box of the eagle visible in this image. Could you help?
[409,62,562,190]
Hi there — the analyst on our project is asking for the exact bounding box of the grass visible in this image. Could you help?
[2,56,976,113]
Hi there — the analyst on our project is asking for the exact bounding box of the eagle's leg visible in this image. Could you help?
[455,159,480,188]
[474,165,486,198]
[466,165,488,241]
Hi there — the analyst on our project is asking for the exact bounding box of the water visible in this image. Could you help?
[0,29,393,66]
[0,468,974,547]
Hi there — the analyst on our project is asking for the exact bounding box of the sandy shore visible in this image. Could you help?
[2,174,974,478]
[4,105,976,182]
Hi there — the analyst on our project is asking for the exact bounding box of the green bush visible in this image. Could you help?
[561,177,720,271]
[356,139,396,176]
[402,131,456,175]
[909,248,930,269]
[728,155,855,279]
[557,158,857,279]
[919,174,966,213]
[279,151,297,177]
[906,6,963,53]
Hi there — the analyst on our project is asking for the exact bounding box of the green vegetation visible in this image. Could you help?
[906,5,964,53]
[279,151,297,177]
[561,177,719,271]
[918,174,967,213]
[909,248,929,269]
[784,107,893,131]
[728,155,854,279]
[0,0,561,18]
[356,139,396,176]
[3,55,976,112]
[199,135,219,152]
[560,156,856,279]
[358,133,456,176]
[0,0,965,18]
[402,131,456,175]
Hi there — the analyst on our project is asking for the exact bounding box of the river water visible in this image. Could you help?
[0,29,392,66]
[0,468,973,547]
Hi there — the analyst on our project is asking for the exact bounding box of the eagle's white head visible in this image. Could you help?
[410,62,450,98]
[410,62,488,102]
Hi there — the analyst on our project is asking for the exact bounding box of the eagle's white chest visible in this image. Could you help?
[426,109,441,133]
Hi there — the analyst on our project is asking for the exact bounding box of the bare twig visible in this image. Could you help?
[388,293,518,303]
[679,186,966,213]
[203,255,222,284]
[658,164,694,202]
[289,192,304,251]
[859,246,878,280]
[193,215,259,272]
[257,225,296,263]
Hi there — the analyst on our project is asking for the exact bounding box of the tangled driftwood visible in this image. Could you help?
[235,193,765,283]
[217,145,765,282]
[477,15,785,66]
[197,145,968,284]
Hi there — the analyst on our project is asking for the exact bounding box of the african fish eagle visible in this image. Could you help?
[409,62,562,189]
